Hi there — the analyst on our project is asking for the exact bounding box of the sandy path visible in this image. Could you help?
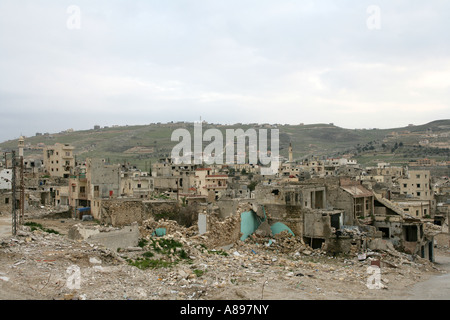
[397,254,450,300]
[0,215,11,239]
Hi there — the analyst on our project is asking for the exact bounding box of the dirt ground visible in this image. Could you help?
[0,212,448,301]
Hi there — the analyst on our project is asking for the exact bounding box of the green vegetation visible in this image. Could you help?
[247,181,258,192]
[198,244,229,256]
[152,194,170,200]
[138,238,148,248]
[193,269,206,277]
[142,251,154,258]
[24,221,60,234]
[127,257,174,270]
[150,238,183,254]
[127,237,190,270]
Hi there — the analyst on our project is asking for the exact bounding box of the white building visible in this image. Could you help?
[0,169,12,190]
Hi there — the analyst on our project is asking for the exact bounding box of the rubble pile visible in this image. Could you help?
[0,215,447,300]
[139,212,244,250]
[424,222,443,237]
[336,226,365,238]
[195,213,241,248]
[243,231,312,255]
[140,218,198,239]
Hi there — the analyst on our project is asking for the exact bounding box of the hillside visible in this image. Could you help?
[1,120,449,171]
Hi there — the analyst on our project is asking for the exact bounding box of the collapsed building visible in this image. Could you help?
[2,138,444,265]
[243,176,436,260]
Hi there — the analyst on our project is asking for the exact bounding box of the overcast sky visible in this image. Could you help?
[0,0,449,143]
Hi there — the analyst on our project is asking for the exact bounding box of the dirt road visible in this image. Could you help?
[0,215,11,239]
[394,253,450,300]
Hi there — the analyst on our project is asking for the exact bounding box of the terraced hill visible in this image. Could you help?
[1,120,448,170]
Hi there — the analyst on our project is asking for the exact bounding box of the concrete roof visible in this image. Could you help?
[341,185,373,197]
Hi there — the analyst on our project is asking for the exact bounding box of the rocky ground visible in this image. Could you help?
[0,211,448,301]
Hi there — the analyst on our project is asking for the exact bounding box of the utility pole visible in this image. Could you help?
[20,156,24,225]
[11,151,17,236]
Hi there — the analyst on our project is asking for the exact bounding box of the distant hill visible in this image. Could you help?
[1,120,449,170]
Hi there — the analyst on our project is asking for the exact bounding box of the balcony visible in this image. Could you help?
[206,175,228,179]
[70,173,86,181]
[205,184,227,189]
[78,192,87,200]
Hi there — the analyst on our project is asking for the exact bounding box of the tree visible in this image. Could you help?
[248,181,258,192]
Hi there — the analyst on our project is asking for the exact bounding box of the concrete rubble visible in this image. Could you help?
[1,211,447,300]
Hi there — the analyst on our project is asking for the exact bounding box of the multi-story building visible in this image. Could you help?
[121,170,154,198]
[395,200,432,219]
[399,170,433,200]
[43,143,75,178]
[0,169,12,190]
[192,168,228,200]
[152,157,198,194]
[86,158,121,202]
[397,169,436,215]
[68,166,88,209]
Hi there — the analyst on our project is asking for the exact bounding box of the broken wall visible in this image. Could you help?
[97,199,179,227]
[333,189,357,225]
[216,199,257,219]
[68,223,140,252]
[99,199,147,226]
[263,204,303,238]
[303,210,333,239]
[373,220,403,247]
[324,235,362,254]
[435,233,450,247]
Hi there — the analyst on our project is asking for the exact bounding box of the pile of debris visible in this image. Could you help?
[424,222,443,237]
[242,230,313,255]
[192,212,242,248]
[140,218,198,239]
[336,226,366,238]
[1,214,445,301]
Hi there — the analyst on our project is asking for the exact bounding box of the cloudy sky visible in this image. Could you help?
[0,0,449,142]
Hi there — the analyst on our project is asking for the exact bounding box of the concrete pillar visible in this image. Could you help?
[198,213,207,235]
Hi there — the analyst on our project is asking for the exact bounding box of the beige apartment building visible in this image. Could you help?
[395,201,432,219]
[192,168,228,200]
[399,170,433,201]
[43,143,75,178]
[68,168,88,209]
[398,170,436,215]
[121,170,154,198]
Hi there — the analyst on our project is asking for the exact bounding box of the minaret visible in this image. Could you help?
[288,142,293,163]
[18,136,24,158]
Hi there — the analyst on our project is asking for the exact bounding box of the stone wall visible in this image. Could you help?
[97,199,179,227]
[324,237,361,254]
[435,233,450,247]
[216,199,256,219]
[263,204,303,237]
[303,211,333,239]
[68,222,140,252]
